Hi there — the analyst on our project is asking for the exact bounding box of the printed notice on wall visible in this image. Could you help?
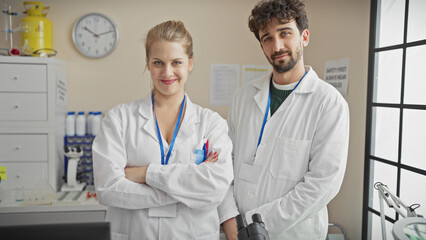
[324,58,349,97]
[56,72,67,107]
[242,65,271,86]
[210,64,239,106]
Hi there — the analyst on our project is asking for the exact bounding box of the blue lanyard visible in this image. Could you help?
[256,72,307,149]
[152,94,186,165]
[257,92,271,148]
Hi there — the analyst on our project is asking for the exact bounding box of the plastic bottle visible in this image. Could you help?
[91,112,102,136]
[87,111,94,135]
[66,111,76,136]
[76,111,86,136]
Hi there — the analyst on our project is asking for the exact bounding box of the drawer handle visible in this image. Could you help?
[15,146,21,150]
[14,104,19,109]
[13,76,19,80]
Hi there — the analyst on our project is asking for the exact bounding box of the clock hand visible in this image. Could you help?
[84,27,99,38]
[97,30,114,36]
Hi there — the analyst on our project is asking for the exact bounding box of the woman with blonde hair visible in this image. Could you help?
[93,20,234,239]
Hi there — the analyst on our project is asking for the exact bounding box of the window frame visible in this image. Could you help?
[362,0,426,239]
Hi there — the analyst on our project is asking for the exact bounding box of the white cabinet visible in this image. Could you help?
[0,56,67,192]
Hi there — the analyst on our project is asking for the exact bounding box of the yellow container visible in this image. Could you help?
[21,1,53,56]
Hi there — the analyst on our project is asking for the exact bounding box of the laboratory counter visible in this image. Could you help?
[0,191,107,226]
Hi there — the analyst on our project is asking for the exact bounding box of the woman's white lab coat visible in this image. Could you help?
[221,66,349,239]
[93,93,233,240]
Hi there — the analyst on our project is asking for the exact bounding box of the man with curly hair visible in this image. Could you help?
[219,0,350,239]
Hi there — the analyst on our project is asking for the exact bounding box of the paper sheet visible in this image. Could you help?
[242,65,271,86]
[56,74,67,107]
[324,58,349,97]
[210,64,240,106]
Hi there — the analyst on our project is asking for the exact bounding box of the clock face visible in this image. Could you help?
[72,13,119,58]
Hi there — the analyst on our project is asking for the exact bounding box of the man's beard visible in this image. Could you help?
[268,45,302,73]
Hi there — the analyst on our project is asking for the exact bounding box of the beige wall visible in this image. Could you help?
[1,0,369,239]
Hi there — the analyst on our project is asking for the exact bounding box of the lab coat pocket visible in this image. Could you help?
[191,138,209,165]
[111,232,128,240]
[269,137,311,181]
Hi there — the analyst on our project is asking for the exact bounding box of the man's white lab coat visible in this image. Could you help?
[221,66,349,239]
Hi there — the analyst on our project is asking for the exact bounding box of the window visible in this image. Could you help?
[363,0,426,239]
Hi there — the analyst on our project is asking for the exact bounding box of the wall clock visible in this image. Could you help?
[72,13,119,58]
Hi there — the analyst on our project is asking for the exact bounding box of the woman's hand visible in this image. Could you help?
[204,152,218,163]
[124,166,148,184]
[222,217,238,240]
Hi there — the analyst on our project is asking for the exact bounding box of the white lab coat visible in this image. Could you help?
[93,92,234,240]
[220,66,349,239]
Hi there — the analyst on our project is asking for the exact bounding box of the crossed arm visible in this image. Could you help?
[124,152,218,184]
[92,109,233,211]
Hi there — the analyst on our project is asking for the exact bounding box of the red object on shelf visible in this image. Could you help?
[9,48,20,56]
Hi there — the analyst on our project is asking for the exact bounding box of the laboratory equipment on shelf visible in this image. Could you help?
[76,111,86,136]
[1,1,19,55]
[374,182,425,240]
[91,111,102,136]
[61,146,86,192]
[66,111,76,136]
[66,111,102,137]
[63,111,101,187]
[236,213,270,240]
[87,112,94,135]
[21,1,56,57]
[63,135,95,187]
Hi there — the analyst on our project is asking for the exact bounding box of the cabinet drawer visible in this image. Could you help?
[0,93,47,120]
[0,134,48,162]
[0,63,47,92]
[0,162,48,190]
